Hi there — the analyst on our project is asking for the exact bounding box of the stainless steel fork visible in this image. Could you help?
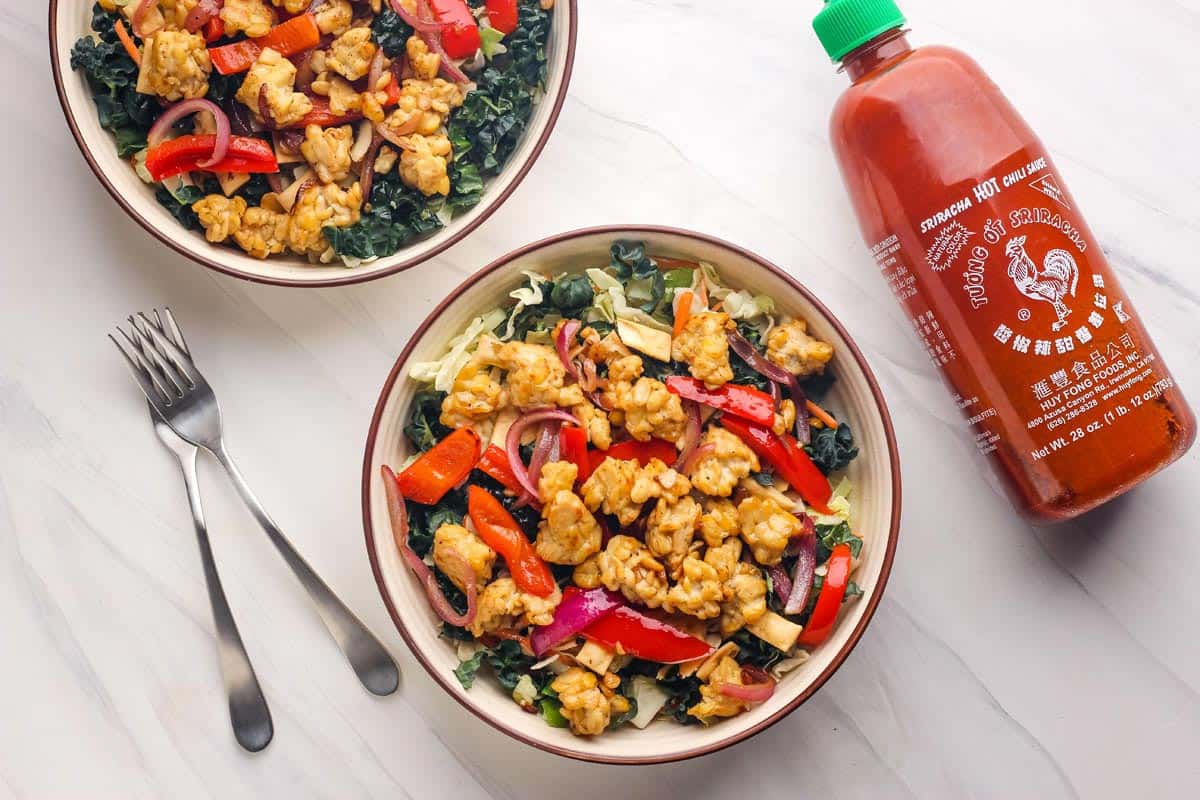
[138,311,273,753]
[111,310,399,698]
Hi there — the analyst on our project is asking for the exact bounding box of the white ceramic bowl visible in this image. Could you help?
[49,1,577,286]
[362,226,902,763]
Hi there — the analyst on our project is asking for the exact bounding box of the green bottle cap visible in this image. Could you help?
[813,0,907,62]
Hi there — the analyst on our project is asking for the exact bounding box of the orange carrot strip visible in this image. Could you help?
[672,291,694,338]
[115,20,141,66]
[806,399,839,429]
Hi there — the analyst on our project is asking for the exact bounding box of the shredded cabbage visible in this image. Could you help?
[699,262,775,333]
[585,268,671,333]
[132,149,153,183]
[410,308,506,392]
[629,676,670,729]
[502,271,548,339]
[807,478,852,526]
[512,674,538,710]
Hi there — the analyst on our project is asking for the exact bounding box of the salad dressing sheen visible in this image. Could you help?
[814,1,1195,521]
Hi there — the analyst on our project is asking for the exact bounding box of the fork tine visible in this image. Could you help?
[127,320,186,398]
[115,326,176,403]
[134,311,197,384]
[110,333,170,407]
[157,308,191,357]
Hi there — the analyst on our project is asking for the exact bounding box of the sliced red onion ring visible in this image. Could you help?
[358,131,384,202]
[530,588,623,656]
[257,85,278,129]
[514,421,558,509]
[673,401,702,471]
[783,530,817,616]
[294,50,316,94]
[389,0,443,32]
[727,330,811,445]
[148,98,231,168]
[555,319,583,384]
[381,466,477,626]
[184,0,221,32]
[717,666,776,703]
[505,408,580,499]
[765,563,792,605]
[266,172,286,194]
[132,0,163,38]
[367,47,385,93]
[680,443,715,476]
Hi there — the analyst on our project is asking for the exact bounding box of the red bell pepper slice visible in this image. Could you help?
[558,426,588,481]
[428,0,481,59]
[285,78,405,129]
[587,437,677,480]
[477,444,522,494]
[468,485,556,597]
[203,16,225,43]
[721,416,834,514]
[798,543,853,647]
[485,0,519,34]
[582,606,714,664]
[210,13,321,75]
[397,427,481,505]
[665,377,775,427]
[144,135,278,181]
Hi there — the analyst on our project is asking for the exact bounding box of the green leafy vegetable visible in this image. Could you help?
[71,27,157,157]
[371,7,414,57]
[608,241,666,315]
[446,161,485,214]
[815,521,863,563]
[732,628,790,671]
[505,0,551,87]
[486,639,540,692]
[454,650,487,689]
[447,66,534,184]
[549,274,595,315]
[404,389,452,452]
[806,422,859,474]
[540,698,569,727]
[155,185,205,231]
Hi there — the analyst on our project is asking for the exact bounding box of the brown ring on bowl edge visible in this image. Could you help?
[48,0,579,288]
[361,224,903,765]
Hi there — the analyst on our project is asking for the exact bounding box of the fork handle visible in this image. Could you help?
[213,445,399,697]
[177,450,274,752]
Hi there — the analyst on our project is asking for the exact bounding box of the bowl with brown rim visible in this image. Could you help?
[362,226,902,763]
[49,0,577,287]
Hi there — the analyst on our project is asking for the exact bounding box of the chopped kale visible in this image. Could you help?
[453,650,487,689]
[71,30,157,157]
[806,422,859,474]
[549,273,595,315]
[446,66,534,180]
[155,185,205,231]
[505,0,552,87]
[371,7,414,58]
[404,389,452,452]
[731,628,789,671]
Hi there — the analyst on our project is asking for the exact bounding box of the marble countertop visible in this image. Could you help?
[6,0,1199,796]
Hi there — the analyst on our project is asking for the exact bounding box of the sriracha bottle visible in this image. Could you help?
[814,0,1195,521]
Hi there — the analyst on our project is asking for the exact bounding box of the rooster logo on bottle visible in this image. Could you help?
[1004,236,1080,331]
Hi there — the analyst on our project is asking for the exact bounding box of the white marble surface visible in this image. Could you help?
[5,0,1200,796]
